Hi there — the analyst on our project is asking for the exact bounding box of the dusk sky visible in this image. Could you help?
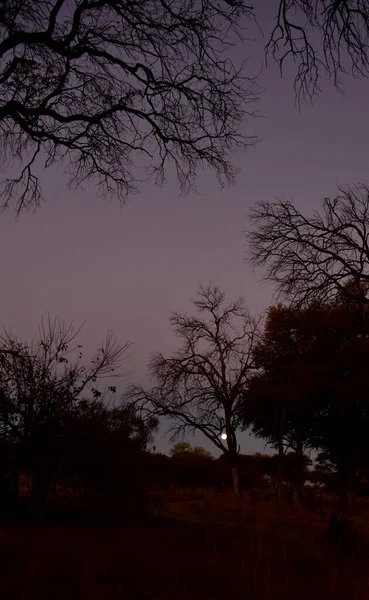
[1,7,369,455]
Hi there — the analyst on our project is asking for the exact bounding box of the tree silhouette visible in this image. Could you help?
[0,0,257,214]
[126,284,261,495]
[3,1,369,213]
[0,315,130,516]
[265,0,369,103]
[170,442,214,460]
[57,398,157,521]
[243,299,369,513]
[259,452,312,498]
[309,306,369,513]
[247,184,369,308]
[242,305,318,504]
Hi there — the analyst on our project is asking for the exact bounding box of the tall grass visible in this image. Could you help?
[0,487,368,599]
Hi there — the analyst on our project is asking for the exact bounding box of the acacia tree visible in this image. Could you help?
[126,284,260,496]
[0,0,257,214]
[0,315,130,515]
[247,184,369,308]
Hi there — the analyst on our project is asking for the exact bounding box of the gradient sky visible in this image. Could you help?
[1,6,369,455]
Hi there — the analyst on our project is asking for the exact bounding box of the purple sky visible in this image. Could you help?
[1,10,369,455]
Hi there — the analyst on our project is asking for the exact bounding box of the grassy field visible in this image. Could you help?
[1,487,369,599]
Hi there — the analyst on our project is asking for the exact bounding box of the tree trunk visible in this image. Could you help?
[224,409,241,497]
[296,442,305,503]
[231,465,240,497]
[296,476,304,503]
[0,468,18,513]
[31,466,52,519]
[10,467,19,508]
[277,436,285,508]
[275,394,287,509]
[318,488,324,516]
[339,454,356,515]
[339,486,349,514]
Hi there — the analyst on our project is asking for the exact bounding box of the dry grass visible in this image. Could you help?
[1,488,369,599]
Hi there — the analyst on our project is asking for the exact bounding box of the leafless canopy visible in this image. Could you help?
[246,183,369,307]
[126,284,260,459]
[0,0,257,214]
[265,0,369,103]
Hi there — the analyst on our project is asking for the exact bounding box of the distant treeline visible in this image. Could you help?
[141,450,267,491]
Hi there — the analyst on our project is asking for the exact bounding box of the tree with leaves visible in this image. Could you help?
[126,284,260,496]
[170,442,214,460]
[309,311,369,514]
[0,0,257,214]
[244,298,369,513]
[242,305,320,504]
[247,184,369,308]
[57,398,157,521]
[0,315,130,516]
[260,452,312,498]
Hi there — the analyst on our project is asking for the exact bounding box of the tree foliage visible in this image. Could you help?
[241,305,322,502]
[0,314,131,515]
[261,452,312,492]
[244,305,327,451]
[0,315,130,441]
[170,442,214,460]
[57,398,157,519]
[243,298,369,511]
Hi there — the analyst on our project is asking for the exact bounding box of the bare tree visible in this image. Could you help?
[0,314,130,403]
[0,0,258,214]
[126,284,260,495]
[0,314,131,514]
[3,0,369,214]
[265,0,369,103]
[246,183,369,307]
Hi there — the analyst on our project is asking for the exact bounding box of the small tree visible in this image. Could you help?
[170,442,214,460]
[170,442,192,458]
[0,315,131,516]
[126,284,260,496]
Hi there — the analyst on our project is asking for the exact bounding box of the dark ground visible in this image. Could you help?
[1,489,369,600]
